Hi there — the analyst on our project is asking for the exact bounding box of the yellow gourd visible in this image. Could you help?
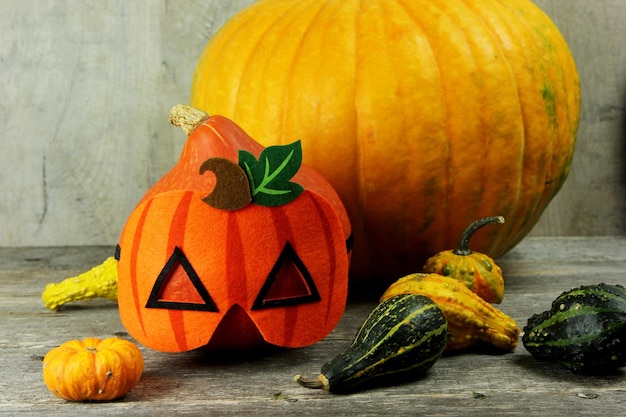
[42,257,118,311]
[381,273,520,351]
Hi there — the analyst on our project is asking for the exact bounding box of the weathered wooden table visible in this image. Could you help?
[1,237,625,416]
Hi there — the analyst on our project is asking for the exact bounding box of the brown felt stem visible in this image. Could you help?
[169,104,210,135]
[199,157,252,210]
[454,216,505,256]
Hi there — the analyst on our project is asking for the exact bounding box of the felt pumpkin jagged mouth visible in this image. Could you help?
[206,304,266,351]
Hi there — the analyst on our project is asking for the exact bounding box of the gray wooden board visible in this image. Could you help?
[1,237,626,416]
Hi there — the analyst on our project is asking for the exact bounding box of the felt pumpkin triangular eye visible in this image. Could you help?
[252,242,321,310]
[146,247,218,312]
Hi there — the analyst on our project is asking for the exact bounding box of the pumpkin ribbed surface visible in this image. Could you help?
[191,0,580,282]
[42,337,143,401]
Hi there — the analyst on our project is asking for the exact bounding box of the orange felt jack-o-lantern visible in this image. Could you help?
[116,105,352,352]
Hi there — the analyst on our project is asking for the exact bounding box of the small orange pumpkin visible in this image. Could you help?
[423,216,505,303]
[42,337,144,401]
[116,105,352,352]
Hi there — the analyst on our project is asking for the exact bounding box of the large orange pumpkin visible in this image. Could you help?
[116,105,351,352]
[191,0,581,283]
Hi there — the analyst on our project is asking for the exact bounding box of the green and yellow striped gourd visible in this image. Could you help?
[295,293,447,393]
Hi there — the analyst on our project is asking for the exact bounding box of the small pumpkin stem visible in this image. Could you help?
[294,374,330,391]
[454,216,505,256]
[169,104,209,135]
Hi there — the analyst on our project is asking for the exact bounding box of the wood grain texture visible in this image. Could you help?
[0,0,625,247]
[1,237,626,416]
[0,0,258,247]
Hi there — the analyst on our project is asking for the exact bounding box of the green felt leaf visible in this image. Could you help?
[238,141,304,206]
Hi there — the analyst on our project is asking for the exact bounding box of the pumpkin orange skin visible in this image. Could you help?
[116,114,351,352]
[191,0,581,283]
[423,216,505,303]
[42,337,144,401]
[423,250,504,304]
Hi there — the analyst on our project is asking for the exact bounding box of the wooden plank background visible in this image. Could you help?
[1,0,625,248]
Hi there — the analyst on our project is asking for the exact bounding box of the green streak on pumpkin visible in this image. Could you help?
[541,83,558,130]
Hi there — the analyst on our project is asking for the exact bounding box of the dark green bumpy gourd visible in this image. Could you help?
[522,283,626,373]
[295,293,448,393]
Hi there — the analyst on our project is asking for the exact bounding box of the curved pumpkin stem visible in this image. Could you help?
[294,374,330,391]
[454,216,505,256]
[199,158,252,210]
[169,104,209,135]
